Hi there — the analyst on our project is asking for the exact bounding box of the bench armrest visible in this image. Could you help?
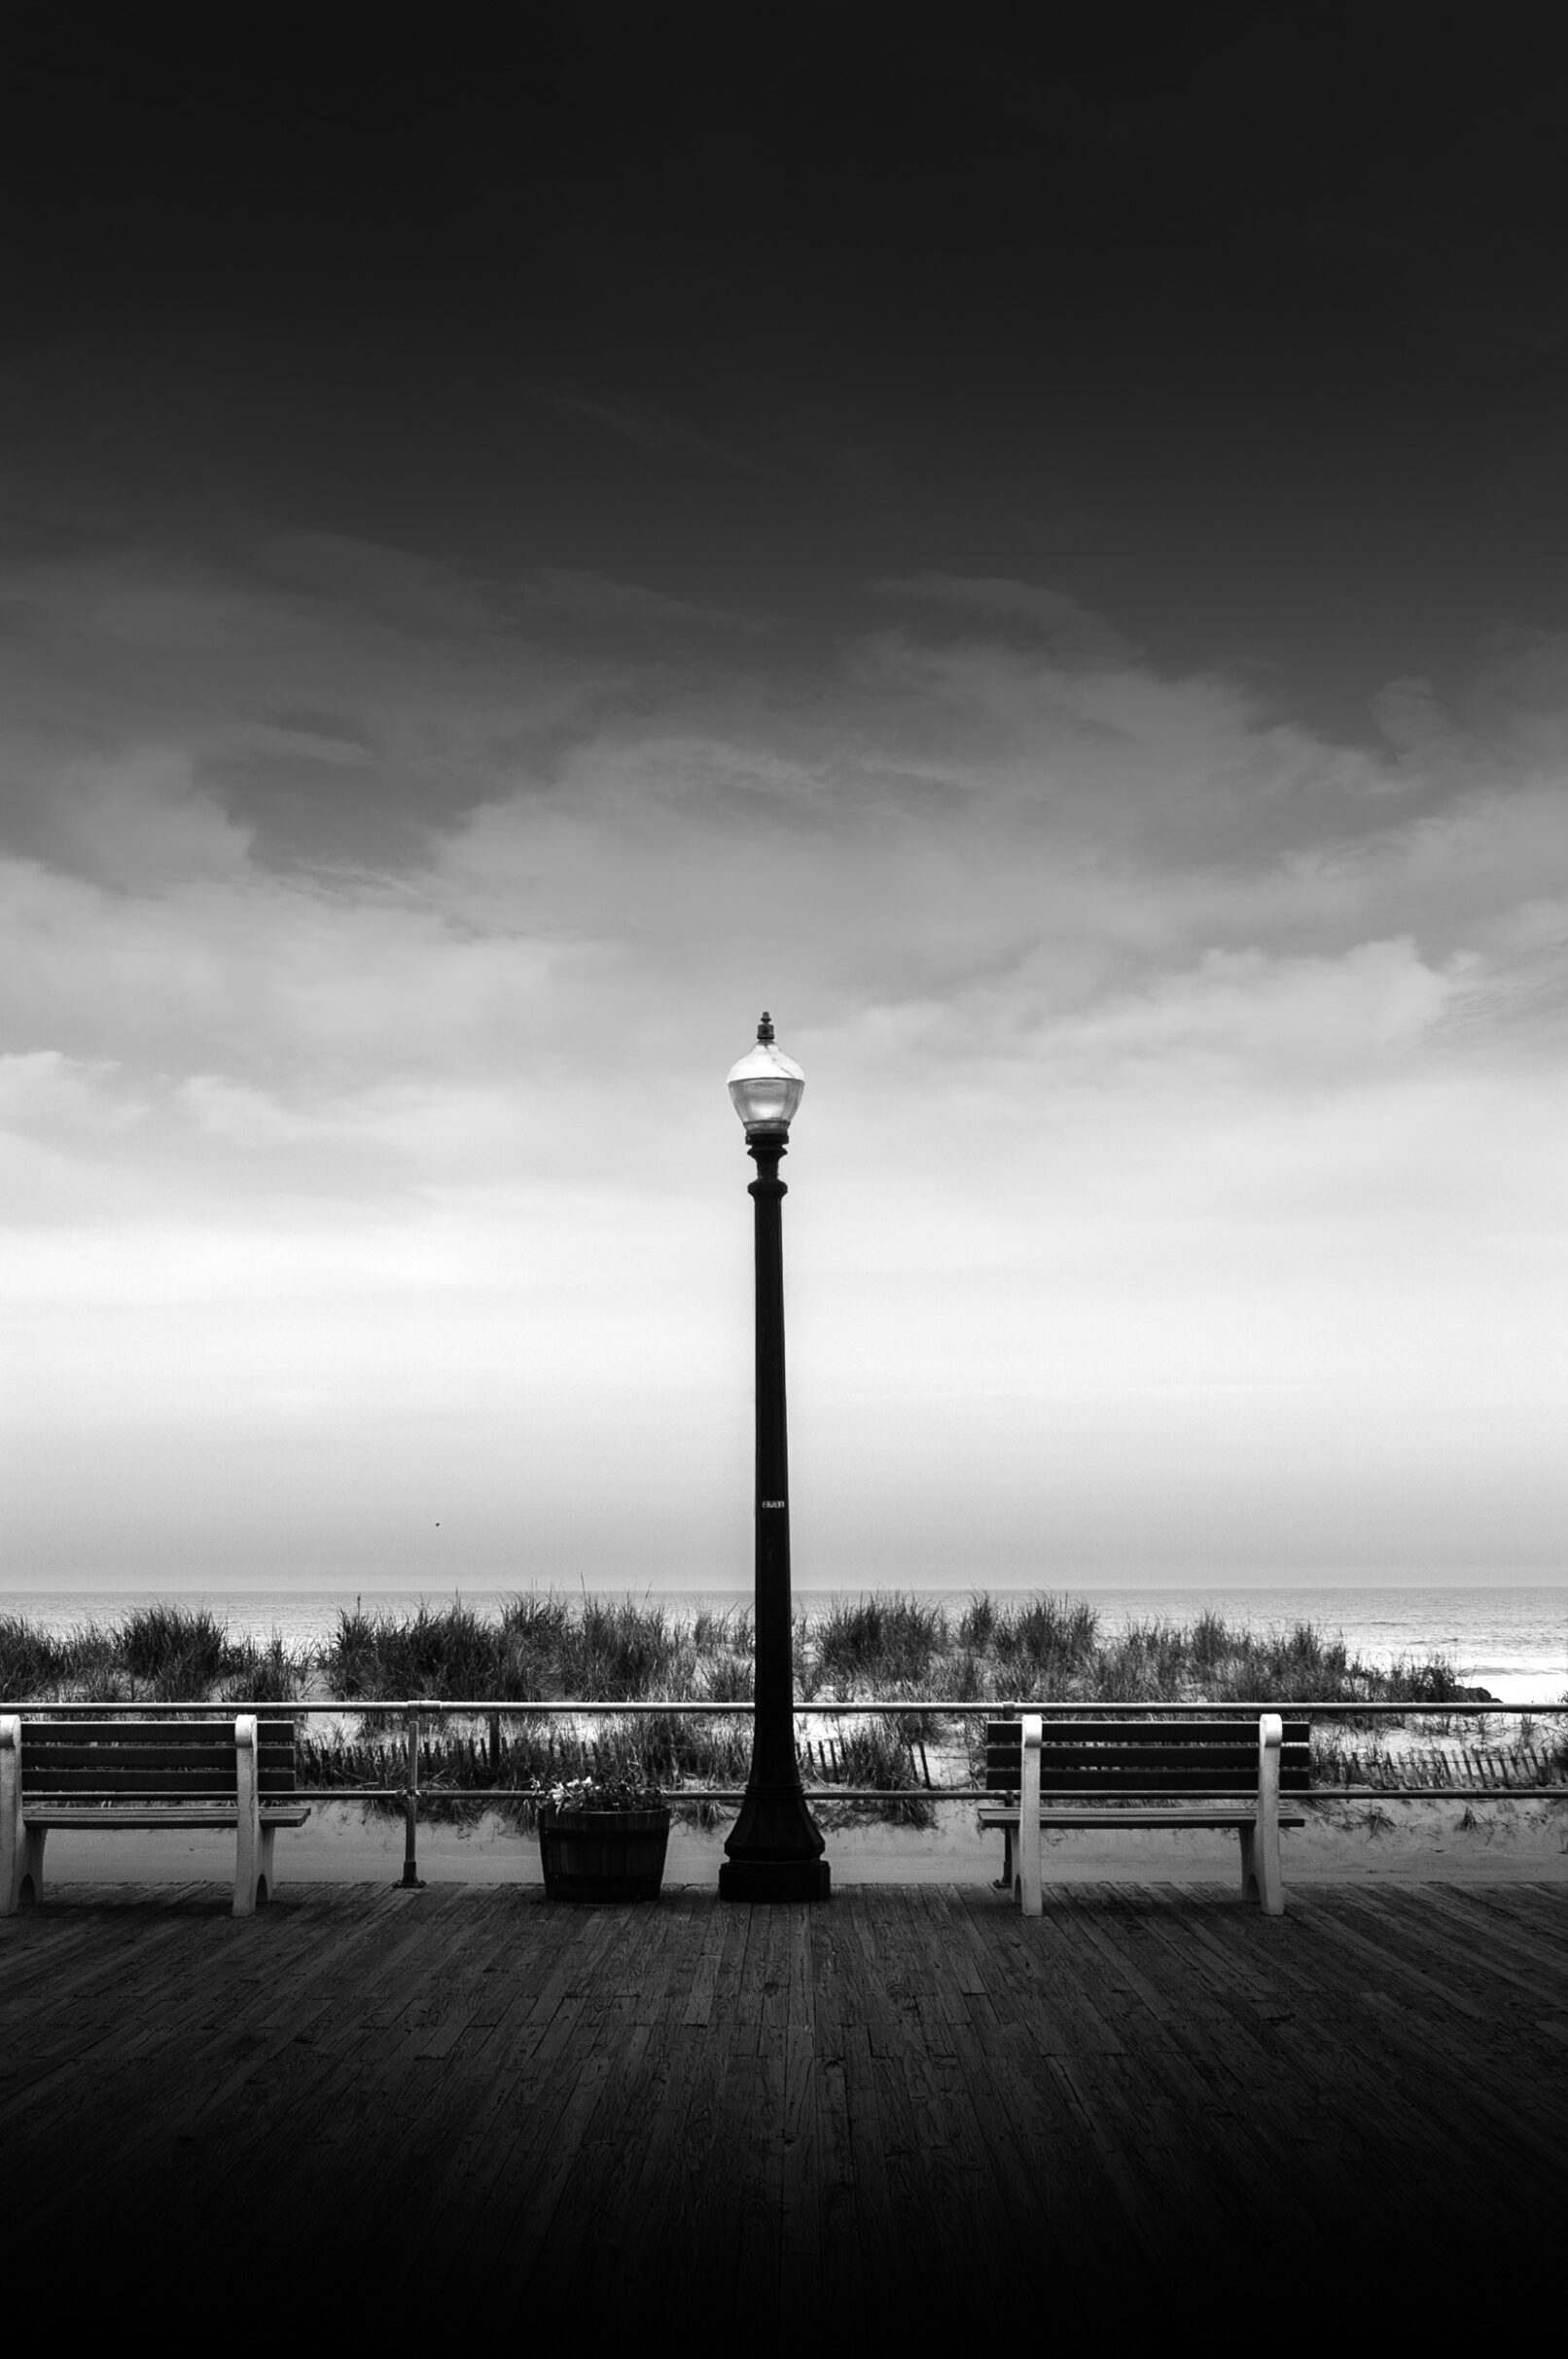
[1258,1712,1282,1810]
[1017,1714,1042,1915]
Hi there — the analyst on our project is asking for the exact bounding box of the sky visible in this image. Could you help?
[3,14,1567,1593]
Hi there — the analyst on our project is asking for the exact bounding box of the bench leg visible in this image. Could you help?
[1244,1811,1282,1906]
[233,1837,258,1914]
[993,1823,1016,1892]
[20,1825,46,1907]
[0,1718,27,1913]
[1016,1826,1042,1917]
[258,1822,277,1904]
[1239,1820,1284,1914]
[1,1822,52,1912]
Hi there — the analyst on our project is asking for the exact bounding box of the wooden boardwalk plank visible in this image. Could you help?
[6,1879,1564,2329]
[66,1885,481,2243]
[629,1986,744,2325]
[1366,1878,1568,2003]
[264,1894,565,2270]
[408,1903,622,2279]
[1435,1877,1568,1950]
[467,1899,672,2298]
[1087,1887,1364,2256]
[799,1895,865,2330]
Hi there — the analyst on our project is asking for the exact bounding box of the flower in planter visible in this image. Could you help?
[538,1769,671,1901]
[545,1771,663,1813]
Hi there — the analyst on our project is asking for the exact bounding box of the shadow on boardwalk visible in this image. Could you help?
[4,1881,1564,2332]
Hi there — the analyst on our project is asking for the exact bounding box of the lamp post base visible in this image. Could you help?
[719,1857,832,1903]
[719,1777,830,1903]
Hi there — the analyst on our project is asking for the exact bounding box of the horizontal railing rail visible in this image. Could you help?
[11,1698,1561,1888]
[21,1786,1567,1805]
[10,1698,1565,1716]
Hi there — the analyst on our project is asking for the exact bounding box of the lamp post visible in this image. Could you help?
[718,1012,831,1903]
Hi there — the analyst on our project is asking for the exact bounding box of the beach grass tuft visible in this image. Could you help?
[0,1603,311,1703]
[816,1593,949,1687]
[2,1588,1561,1825]
[818,1720,937,1829]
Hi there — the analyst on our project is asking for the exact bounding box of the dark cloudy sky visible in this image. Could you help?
[4,13,1566,1591]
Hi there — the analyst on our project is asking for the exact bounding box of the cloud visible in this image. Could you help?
[870,571,1142,661]
[4,533,1565,1068]
[15,748,253,890]
[225,721,374,768]
[258,532,507,633]
[3,527,1567,1578]
[0,531,617,878]
[515,568,768,632]
[527,385,757,471]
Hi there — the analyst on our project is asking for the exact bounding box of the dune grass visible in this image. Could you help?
[0,1604,313,1704]
[815,1594,949,1688]
[2,1589,1562,1819]
[317,1593,754,1704]
[1,1587,1504,1711]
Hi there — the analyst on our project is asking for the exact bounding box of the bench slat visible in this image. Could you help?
[18,1721,298,1799]
[984,1721,1309,1744]
[985,1773,1301,1783]
[990,1773,1310,1783]
[18,1721,296,1743]
[22,1769,298,1793]
[1004,1774,1305,1794]
[979,1807,1310,1830]
[24,1744,247,1771]
[985,1722,1310,1800]
[21,1736,296,1752]
[983,1791,1301,1805]
[986,1743,1286,1769]
[18,1754,294,1769]
[1002,1772,1311,1786]
[983,1773,1310,1793]
[21,1808,311,1830]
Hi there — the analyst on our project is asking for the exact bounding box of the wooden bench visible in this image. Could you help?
[0,1714,310,1917]
[981,1712,1308,1916]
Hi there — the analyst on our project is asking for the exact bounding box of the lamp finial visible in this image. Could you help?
[757,1010,774,1044]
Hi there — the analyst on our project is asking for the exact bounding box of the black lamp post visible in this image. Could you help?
[718,1012,831,1903]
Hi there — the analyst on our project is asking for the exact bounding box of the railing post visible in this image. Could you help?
[399,1706,425,1889]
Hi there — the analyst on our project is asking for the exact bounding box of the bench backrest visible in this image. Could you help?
[18,1719,298,1798]
[984,1717,1310,1794]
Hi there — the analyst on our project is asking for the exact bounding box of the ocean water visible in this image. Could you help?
[4,1582,1565,1703]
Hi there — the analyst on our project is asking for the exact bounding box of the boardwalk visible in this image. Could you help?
[5,1879,1565,2330]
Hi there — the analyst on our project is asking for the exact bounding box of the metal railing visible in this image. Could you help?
[11,1693,1565,1886]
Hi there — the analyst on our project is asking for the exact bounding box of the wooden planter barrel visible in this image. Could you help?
[537,1805,670,1901]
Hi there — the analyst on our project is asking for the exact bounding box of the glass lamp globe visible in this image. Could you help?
[727,1012,804,1130]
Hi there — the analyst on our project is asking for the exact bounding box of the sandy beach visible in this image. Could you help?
[27,1792,1567,1892]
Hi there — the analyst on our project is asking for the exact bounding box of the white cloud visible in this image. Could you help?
[26,748,253,890]
[2,532,1567,1580]
[1055,937,1461,1070]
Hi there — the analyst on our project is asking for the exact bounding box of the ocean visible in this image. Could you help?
[4,1581,1565,1703]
